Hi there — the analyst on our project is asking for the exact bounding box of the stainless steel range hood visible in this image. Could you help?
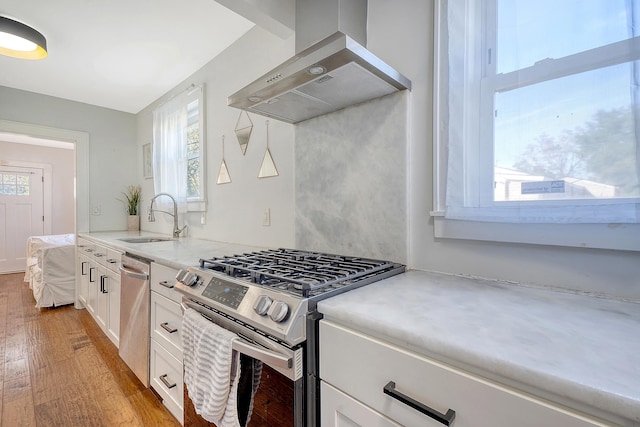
[227,1,411,124]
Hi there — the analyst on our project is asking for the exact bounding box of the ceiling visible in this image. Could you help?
[0,0,255,114]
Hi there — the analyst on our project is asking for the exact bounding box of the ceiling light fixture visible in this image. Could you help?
[0,16,47,60]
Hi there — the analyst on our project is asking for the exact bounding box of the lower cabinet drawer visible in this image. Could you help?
[321,381,401,427]
[105,248,122,273]
[319,320,613,427]
[151,291,183,360]
[150,338,184,425]
[150,262,183,303]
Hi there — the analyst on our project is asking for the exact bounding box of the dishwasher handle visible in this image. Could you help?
[119,264,149,280]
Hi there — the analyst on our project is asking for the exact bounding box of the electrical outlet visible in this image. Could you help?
[262,208,270,226]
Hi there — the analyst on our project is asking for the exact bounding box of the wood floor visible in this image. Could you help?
[0,273,181,427]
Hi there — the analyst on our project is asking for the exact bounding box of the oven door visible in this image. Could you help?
[181,298,305,427]
[180,299,303,381]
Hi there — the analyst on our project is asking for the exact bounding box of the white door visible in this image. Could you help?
[0,165,44,273]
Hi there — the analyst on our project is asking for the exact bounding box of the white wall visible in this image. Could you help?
[0,141,74,234]
[136,26,296,248]
[0,86,137,232]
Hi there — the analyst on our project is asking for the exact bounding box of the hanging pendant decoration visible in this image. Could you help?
[235,110,253,155]
[217,135,232,184]
[258,120,279,178]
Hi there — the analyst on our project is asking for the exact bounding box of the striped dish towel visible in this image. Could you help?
[182,307,241,426]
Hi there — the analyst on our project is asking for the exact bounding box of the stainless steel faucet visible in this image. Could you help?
[148,193,187,238]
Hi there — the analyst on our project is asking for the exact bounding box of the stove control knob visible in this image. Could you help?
[180,272,198,287]
[176,269,196,285]
[175,269,189,283]
[253,295,273,316]
[268,301,289,323]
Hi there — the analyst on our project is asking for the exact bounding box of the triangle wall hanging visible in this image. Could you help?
[217,135,232,184]
[235,110,253,155]
[258,120,279,178]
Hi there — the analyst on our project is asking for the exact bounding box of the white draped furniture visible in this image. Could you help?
[24,234,76,308]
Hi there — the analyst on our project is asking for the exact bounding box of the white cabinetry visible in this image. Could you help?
[319,320,615,427]
[75,238,94,306]
[93,244,108,331]
[322,381,401,427]
[105,250,121,346]
[150,262,184,425]
[75,239,122,347]
[87,257,98,315]
[95,264,108,331]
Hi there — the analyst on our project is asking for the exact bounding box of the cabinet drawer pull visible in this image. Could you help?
[89,267,96,282]
[106,258,118,264]
[100,275,108,293]
[383,381,456,426]
[159,280,174,288]
[81,261,88,275]
[159,374,177,389]
[160,322,178,333]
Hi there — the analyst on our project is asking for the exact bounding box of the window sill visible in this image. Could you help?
[432,213,640,251]
[187,200,206,213]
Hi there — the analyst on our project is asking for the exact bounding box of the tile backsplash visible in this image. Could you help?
[295,91,408,263]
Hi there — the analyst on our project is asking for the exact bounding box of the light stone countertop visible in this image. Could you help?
[78,231,267,270]
[317,270,640,424]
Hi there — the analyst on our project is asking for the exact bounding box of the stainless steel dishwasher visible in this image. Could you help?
[119,253,151,387]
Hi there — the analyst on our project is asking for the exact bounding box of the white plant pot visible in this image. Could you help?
[127,215,140,231]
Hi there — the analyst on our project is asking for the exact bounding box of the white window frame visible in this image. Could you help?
[432,0,640,251]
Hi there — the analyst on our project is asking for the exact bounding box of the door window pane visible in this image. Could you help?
[0,173,30,196]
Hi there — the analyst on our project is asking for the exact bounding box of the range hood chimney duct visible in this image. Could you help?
[228,0,411,124]
[294,0,367,54]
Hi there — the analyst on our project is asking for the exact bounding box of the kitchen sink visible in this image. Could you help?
[118,237,174,243]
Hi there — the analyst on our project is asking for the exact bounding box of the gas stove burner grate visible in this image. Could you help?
[199,248,402,298]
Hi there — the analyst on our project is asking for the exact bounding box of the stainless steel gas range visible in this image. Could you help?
[174,248,405,427]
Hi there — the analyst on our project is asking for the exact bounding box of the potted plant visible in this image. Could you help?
[122,185,141,231]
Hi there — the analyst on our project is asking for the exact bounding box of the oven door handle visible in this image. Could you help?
[233,338,292,370]
[180,301,293,371]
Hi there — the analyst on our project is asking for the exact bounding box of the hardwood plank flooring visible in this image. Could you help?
[0,273,181,427]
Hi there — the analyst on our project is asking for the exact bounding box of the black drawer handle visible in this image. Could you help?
[160,322,178,334]
[159,374,177,389]
[159,280,174,288]
[383,381,456,426]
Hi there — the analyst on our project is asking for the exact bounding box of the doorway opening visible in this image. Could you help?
[0,120,89,274]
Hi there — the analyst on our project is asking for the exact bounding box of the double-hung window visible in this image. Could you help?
[435,0,640,249]
[152,85,206,212]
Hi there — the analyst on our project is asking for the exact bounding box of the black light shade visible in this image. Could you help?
[0,16,47,60]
